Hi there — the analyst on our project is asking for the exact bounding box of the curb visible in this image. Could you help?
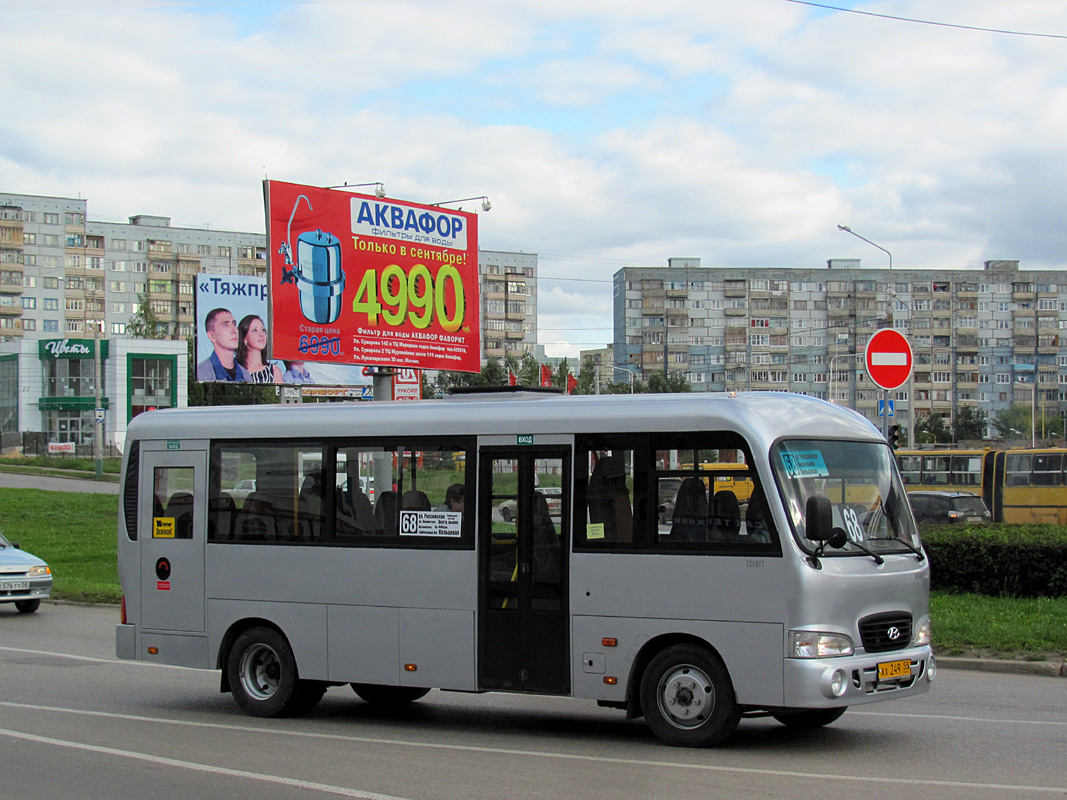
[937,656,1067,678]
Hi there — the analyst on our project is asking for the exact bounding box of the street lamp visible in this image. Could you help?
[837,224,894,438]
[325,182,386,198]
[430,196,492,212]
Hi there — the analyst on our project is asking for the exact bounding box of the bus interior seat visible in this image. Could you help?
[337,485,376,536]
[744,489,772,542]
[532,490,561,583]
[165,491,194,539]
[375,490,399,535]
[298,472,325,541]
[209,492,237,540]
[401,489,431,511]
[235,492,274,541]
[670,478,708,542]
[709,490,741,542]
[587,454,633,543]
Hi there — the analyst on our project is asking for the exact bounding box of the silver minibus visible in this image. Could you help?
[116,390,933,747]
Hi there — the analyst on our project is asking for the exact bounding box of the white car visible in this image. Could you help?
[0,532,52,614]
[231,479,257,505]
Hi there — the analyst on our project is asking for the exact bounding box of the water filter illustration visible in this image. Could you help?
[278,194,345,324]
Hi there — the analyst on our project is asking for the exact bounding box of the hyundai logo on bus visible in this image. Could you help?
[865,329,914,391]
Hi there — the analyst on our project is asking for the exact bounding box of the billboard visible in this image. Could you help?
[265,180,481,374]
[194,274,370,387]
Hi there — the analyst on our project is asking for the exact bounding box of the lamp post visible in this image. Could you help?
[837,224,893,438]
[325,182,386,198]
[430,196,492,212]
[595,364,636,394]
[828,353,858,407]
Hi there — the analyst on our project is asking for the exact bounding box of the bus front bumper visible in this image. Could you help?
[782,646,934,708]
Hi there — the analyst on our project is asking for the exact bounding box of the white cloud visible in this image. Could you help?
[3,0,1067,361]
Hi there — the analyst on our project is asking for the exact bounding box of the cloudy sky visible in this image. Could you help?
[2,0,1066,358]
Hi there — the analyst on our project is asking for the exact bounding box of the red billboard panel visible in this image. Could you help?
[265,180,481,373]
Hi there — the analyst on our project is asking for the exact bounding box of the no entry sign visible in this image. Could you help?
[865,329,913,391]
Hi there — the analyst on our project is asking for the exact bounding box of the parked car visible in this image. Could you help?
[907,491,992,526]
[230,479,256,505]
[499,486,562,522]
[0,531,52,613]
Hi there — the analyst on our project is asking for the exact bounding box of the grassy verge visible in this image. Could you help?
[0,488,120,603]
[0,455,122,475]
[3,487,1065,660]
[931,591,1067,660]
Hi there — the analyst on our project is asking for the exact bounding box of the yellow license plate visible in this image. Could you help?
[878,659,911,680]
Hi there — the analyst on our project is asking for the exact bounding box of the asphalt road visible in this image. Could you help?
[0,470,119,494]
[1,603,1065,800]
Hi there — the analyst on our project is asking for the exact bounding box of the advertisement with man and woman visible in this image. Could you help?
[194,274,369,386]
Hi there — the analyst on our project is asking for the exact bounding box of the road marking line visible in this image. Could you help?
[0,727,412,800]
[0,702,1064,793]
[0,645,191,670]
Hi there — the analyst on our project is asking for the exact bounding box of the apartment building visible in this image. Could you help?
[614,257,1065,437]
[479,249,539,361]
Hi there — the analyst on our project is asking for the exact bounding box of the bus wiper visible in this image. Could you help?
[886,535,925,561]
[844,534,884,566]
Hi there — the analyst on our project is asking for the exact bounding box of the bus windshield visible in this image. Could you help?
[772,438,921,556]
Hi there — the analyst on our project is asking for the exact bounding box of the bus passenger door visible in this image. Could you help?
[479,448,569,694]
[139,445,207,633]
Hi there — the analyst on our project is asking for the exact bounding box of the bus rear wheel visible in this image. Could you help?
[640,644,740,747]
[772,707,847,729]
[351,684,430,706]
[228,626,323,717]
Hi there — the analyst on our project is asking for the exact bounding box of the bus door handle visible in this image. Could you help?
[520,562,530,575]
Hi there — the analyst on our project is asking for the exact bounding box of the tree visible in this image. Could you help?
[126,293,166,339]
[519,352,540,386]
[993,404,1033,440]
[953,406,988,441]
[647,371,691,393]
[914,413,951,444]
[574,358,597,395]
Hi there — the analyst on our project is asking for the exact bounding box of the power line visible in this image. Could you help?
[784,0,1067,40]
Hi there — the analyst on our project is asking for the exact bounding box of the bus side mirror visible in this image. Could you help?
[805,495,832,541]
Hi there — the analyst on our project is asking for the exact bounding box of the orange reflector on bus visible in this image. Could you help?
[602,638,617,647]
[603,676,618,685]
[147,647,158,655]
[404,663,418,672]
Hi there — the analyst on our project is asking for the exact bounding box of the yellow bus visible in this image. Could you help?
[896,448,1067,524]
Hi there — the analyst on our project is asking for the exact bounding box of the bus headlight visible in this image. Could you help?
[913,616,932,647]
[789,630,854,658]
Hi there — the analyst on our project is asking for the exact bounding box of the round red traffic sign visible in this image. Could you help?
[865,329,913,391]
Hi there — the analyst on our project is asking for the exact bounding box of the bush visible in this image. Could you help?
[923,524,1067,598]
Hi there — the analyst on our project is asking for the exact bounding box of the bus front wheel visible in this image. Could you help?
[227,626,323,717]
[640,644,740,747]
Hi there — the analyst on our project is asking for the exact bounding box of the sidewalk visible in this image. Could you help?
[937,655,1067,678]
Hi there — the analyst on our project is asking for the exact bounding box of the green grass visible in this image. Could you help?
[2,487,1064,660]
[931,591,1067,660]
[0,455,123,474]
[0,488,120,603]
